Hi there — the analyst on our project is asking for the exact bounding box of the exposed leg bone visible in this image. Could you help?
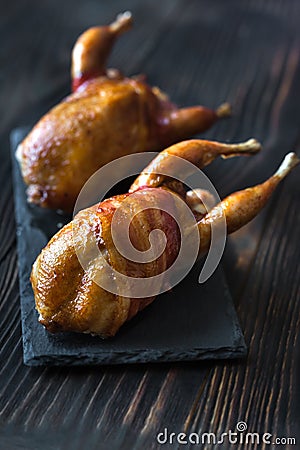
[197,152,299,255]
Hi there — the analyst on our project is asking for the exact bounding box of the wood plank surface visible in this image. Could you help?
[0,0,299,448]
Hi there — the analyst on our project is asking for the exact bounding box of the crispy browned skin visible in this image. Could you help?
[31,138,299,337]
[32,189,180,336]
[16,12,230,212]
[17,78,172,212]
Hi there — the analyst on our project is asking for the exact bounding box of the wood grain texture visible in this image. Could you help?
[0,0,300,448]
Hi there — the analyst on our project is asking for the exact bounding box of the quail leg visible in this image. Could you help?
[130,138,261,192]
[71,11,133,91]
[196,152,299,254]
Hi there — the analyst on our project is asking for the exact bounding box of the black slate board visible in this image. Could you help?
[11,127,247,366]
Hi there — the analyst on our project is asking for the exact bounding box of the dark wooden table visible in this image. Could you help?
[1,1,300,449]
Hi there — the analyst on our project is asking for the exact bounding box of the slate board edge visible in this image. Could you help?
[10,129,36,365]
[25,346,247,366]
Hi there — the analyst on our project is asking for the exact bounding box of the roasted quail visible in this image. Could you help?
[16,12,230,212]
[31,138,299,337]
